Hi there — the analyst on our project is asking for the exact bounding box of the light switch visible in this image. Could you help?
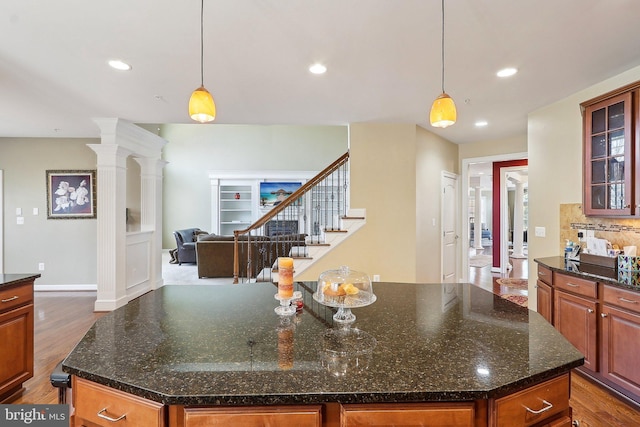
[16,216,24,225]
[33,207,39,215]
[16,207,22,216]
[534,226,546,237]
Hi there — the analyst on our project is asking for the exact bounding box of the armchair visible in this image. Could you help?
[173,228,203,265]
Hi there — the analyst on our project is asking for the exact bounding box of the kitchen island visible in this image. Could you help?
[63,282,583,426]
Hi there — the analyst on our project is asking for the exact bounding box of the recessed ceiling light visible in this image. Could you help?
[496,67,517,78]
[108,59,132,71]
[475,120,488,127]
[309,63,327,75]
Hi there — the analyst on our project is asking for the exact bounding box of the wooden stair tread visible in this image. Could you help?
[324,229,347,233]
[342,216,365,220]
[306,243,330,247]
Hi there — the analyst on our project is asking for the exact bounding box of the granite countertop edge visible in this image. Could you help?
[0,273,41,289]
[64,360,583,407]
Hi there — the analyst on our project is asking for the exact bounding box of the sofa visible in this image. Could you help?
[196,233,306,278]
[173,228,207,265]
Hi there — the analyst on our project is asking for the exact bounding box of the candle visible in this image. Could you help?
[278,257,294,298]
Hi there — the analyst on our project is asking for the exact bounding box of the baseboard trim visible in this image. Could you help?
[35,284,98,291]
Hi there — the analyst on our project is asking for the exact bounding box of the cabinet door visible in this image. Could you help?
[583,91,634,216]
[536,280,553,324]
[341,402,474,427]
[0,303,33,401]
[182,405,321,427]
[601,304,640,397]
[554,290,597,371]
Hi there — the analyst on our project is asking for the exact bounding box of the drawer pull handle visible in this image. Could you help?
[1,296,18,303]
[619,297,638,304]
[524,399,554,415]
[601,313,608,318]
[97,408,126,422]
[566,283,580,287]
[587,308,594,313]
[538,271,547,276]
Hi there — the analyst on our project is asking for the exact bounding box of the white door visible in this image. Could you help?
[441,172,459,282]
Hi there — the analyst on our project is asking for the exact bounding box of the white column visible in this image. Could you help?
[134,156,168,290]
[473,187,484,250]
[88,144,132,311]
[511,181,526,258]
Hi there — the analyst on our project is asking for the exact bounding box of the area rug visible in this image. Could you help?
[495,278,529,290]
[500,294,528,308]
[469,254,492,268]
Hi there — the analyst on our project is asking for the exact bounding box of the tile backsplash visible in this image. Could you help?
[560,203,640,253]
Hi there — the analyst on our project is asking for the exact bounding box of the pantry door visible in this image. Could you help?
[441,172,459,283]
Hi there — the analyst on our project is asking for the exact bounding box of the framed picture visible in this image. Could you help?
[46,170,96,219]
[259,182,302,207]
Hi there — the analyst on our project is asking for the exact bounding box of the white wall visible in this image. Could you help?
[0,138,98,286]
[528,64,640,309]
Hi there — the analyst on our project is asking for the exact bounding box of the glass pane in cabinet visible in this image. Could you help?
[592,160,606,183]
[591,108,606,134]
[608,101,625,130]
[608,183,625,209]
[591,134,606,158]
[591,186,606,209]
[608,157,624,182]
[609,129,625,156]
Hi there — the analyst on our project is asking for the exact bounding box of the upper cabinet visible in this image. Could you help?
[582,83,639,216]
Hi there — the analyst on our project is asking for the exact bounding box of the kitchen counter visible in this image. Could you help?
[535,256,640,290]
[0,274,41,289]
[63,282,583,407]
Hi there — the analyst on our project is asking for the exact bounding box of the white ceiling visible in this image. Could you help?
[2,0,640,144]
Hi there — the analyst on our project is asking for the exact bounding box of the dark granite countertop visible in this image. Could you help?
[63,282,583,406]
[535,256,640,290]
[0,274,40,289]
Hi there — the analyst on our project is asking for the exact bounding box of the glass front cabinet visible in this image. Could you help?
[582,84,639,216]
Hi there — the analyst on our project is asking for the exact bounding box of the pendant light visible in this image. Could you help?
[189,0,216,123]
[430,0,456,128]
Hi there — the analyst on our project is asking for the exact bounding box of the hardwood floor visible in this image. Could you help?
[13,285,640,426]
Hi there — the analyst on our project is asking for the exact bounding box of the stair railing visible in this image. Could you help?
[233,151,350,283]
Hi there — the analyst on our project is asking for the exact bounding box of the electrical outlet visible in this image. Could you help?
[38,263,45,271]
[373,274,380,282]
[578,229,586,242]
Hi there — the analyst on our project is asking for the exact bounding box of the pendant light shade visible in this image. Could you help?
[430,92,456,128]
[189,86,216,123]
[430,0,456,128]
[190,0,216,123]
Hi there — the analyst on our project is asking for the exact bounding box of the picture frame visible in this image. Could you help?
[259,182,302,207]
[46,170,96,219]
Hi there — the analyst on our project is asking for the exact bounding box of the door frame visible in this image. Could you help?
[441,171,459,283]
[0,170,3,273]
[460,152,527,282]
[499,166,529,274]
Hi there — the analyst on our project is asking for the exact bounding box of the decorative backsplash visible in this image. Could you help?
[560,203,640,252]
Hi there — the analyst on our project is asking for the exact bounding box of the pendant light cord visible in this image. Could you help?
[199,0,204,87]
[441,0,445,94]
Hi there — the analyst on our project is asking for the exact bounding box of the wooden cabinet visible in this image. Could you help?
[490,374,570,427]
[536,265,553,323]
[340,402,475,427]
[0,281,34,403]
[553,273,598,372]
[581,83,640,216]
[600,285,640,397]
[175,405,321,427]
[73,377,165,427]
[536,280,553,324]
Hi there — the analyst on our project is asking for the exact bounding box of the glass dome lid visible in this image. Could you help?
[314,265,375,309]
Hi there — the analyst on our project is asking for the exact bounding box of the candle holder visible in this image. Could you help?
[274,291,301,317]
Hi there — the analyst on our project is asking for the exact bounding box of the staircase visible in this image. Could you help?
[232,152,366,283]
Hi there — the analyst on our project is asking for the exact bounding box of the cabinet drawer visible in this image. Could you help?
[537,265,552,285]
[182,405,321,427]
[74,377,165,427]
[603,285,640,313]
[553,273,597,298]
[0,282,33,313]
[341,402,474,427]
[491,374,570,427]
